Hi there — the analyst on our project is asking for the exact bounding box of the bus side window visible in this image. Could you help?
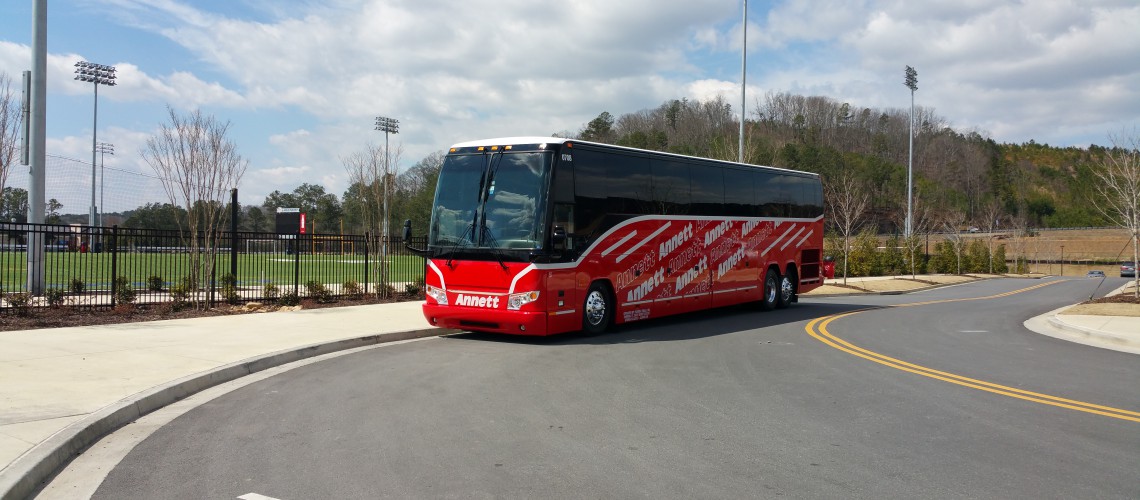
[553,203,575,252]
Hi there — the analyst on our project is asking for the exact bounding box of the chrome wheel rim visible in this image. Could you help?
[780,276,794,302]
[585,290,606,326]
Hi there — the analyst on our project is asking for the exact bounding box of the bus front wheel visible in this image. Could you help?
[582,282,613,335]
[760,268,779,311]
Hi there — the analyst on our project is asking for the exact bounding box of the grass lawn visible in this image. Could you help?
[0,251,425,291]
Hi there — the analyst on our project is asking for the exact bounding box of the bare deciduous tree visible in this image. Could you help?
[899,200,935,278]
[342,142,403,295]
[0,72,23,195]
[978,199,1006,273]
[824,170,870,285]
[1089,128,1140,297]
[142,107,247,308]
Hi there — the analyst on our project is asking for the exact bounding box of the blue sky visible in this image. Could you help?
[2,0,1139,214]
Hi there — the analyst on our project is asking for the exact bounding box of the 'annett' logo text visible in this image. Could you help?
[454,294,500,308]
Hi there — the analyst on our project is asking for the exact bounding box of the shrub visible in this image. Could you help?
[404,281,422,298]
[278,290,301,306]
[146,275,165,292]
[45,288,67,307]
[113,276,136,304]
[992,244,1009,273]
[262,282,280,304]
[965,240,989,273]
[169,283,191,310]
[68,277,86,294]
[5,291,33,316]
[304,280,334,303]
[848,231,882,277]
[180,275,199,291]
[880,235,905,276]
[377,284,396,299]
[342,280,362,298]
[220,273,240,305]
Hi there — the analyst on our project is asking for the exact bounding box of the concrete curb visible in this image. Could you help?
[805,277,987,298]
[0,327,458,500]
[1046,315,1140,352]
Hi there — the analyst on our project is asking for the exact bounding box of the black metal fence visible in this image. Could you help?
[0,222,426,312]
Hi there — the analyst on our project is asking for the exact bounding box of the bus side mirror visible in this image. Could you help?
[551,226,566,252]
[402,219,413,243]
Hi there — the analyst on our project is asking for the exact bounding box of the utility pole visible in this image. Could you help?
[738,0,747,164]
[904,65,917,238]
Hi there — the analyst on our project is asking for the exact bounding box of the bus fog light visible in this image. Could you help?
[507,290,540,310]
[426,285,448,305]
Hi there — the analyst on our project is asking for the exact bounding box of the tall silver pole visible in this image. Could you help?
[90,82,98,226]
[738,0,747,164]
[74,61,117,229]
[904,66,917,239]
[27,0,48,294]
[384,128,389,253]
[374,116,399,292]
[906,88,913,237]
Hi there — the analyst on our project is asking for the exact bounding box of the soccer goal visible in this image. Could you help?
[244,238,285,254]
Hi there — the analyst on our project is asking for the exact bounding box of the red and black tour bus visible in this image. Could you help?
[405,137,824,336]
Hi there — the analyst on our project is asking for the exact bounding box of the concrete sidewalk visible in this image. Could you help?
[0,301,457,499]
[2,278,1137,499]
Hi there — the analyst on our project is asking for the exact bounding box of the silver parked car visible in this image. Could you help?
[1122,261,1137,278]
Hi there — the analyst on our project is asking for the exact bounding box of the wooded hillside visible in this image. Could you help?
[575,92,1114,232]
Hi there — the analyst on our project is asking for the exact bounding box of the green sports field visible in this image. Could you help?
[0,251,425,291]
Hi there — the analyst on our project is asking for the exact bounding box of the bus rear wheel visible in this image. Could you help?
[760,268,779,311]
[777,270,796,309]
[582,282,613,335]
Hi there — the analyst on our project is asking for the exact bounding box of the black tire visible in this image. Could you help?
[760,268,779,311]
[582,282,613,335]
[777,269,796,309]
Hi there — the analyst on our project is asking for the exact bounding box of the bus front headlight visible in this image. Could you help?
[507,290,540,310]
[426,285,448,305]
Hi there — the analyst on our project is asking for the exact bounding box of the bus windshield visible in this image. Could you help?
[429,151,551,255]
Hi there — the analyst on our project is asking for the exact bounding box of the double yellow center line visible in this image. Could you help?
[804,281,1140,422]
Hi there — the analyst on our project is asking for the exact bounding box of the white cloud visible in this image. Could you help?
[5,0,1140,210]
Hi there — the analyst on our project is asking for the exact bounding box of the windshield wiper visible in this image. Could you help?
[478,213,509,271]
[445,221,476,269]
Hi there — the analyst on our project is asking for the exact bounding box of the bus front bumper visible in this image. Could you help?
[422,304,550,336]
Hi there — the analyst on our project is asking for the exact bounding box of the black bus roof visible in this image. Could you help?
[446,137,819,179]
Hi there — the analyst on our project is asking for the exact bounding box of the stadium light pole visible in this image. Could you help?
[96,142,113,226]
[904,65,917,238]
[28,0,48,294]
[738,0,747,164]
[374,116,399,289]
[75,61,116,227]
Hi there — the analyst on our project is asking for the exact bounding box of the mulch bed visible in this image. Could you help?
[1084,293,1140,305]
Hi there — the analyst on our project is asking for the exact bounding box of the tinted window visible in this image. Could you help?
[723,168,755,217]
[689,163,724,216]
[755,171,788,217]
[608,152,652,214]
[572,148,608,238]
[551,149,574,204]
[650,160,690,215]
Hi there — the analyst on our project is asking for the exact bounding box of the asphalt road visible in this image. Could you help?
[88,278,1139,499]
